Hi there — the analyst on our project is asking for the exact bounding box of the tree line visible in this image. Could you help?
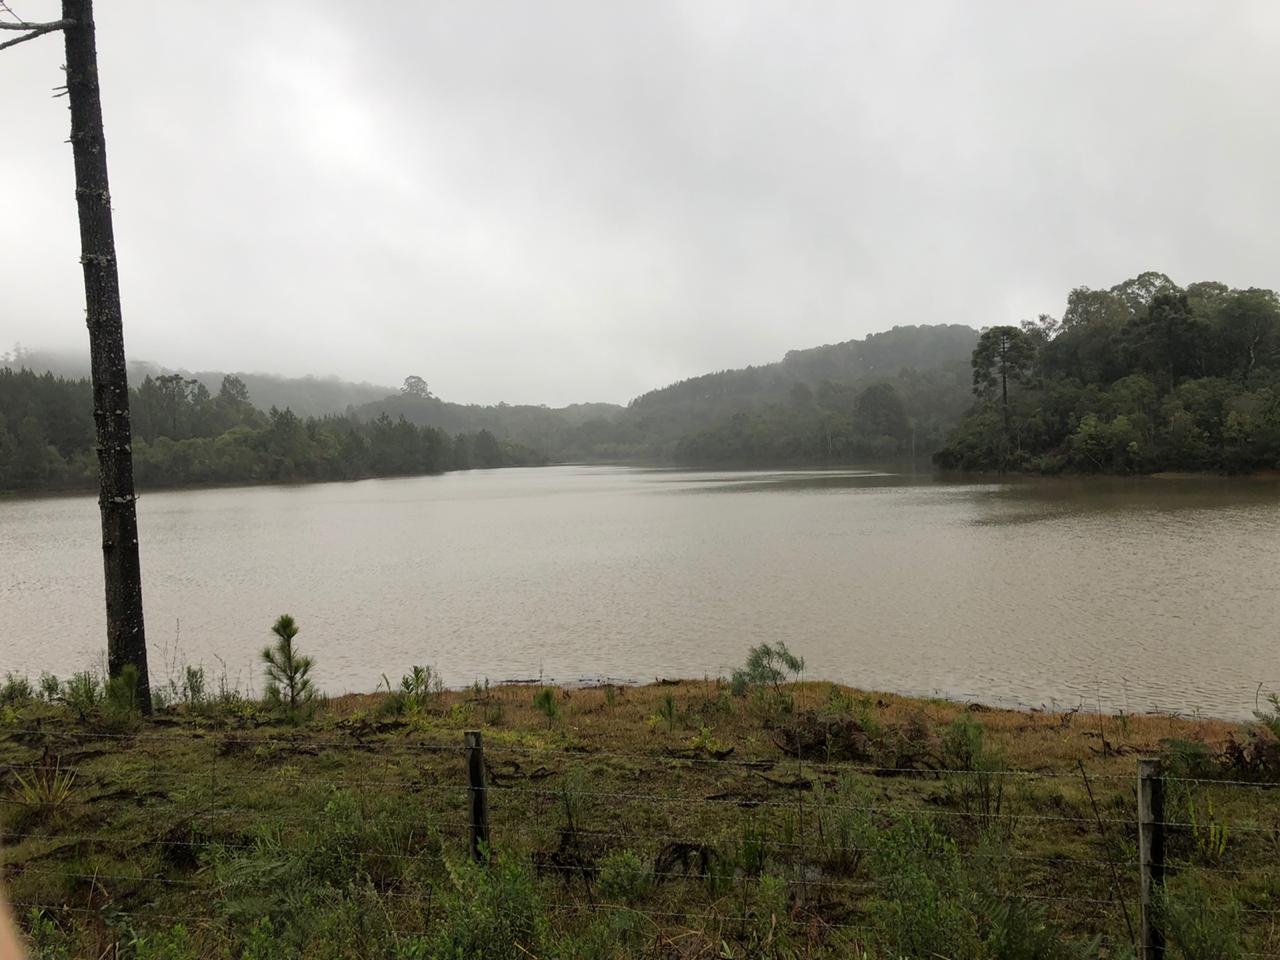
[935,271,1280,473]
[0,368,544,493]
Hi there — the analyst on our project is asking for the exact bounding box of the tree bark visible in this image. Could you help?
[63,0,151,712]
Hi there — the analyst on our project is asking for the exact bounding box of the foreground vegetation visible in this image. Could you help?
[2,647,1278,959]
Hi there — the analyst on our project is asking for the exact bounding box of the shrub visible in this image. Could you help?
[730,642,805,719]
[1254,693,1280,739]
[0,673,34,706]
[596,849,652,903]
[38,672,61,702]
[731,642,804,698]
[62,671,101,718]
[870,816,981,958]
[1160,736,1218,780]
[943,713,1007,828]
[380,665,443,717]
[261,614,316,721]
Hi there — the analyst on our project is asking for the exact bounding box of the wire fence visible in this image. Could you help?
[3,724,1280,958]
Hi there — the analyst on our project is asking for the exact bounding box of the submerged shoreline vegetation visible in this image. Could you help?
[0,368,545,493]
[935,272,1280,475]
[2,639,1279,959]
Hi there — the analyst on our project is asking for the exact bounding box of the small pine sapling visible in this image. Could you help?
[261,614,316,720]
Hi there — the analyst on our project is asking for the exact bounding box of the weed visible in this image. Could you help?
[688,725,724,755]
[102,664,142,732]
[814,776,873,875]
[1160,877,1245,960]
[533,687,560,725]
[734,817,770,877]
[1186,787,1230,863]
[596,849,653,903]
[181,665,206,707]
[14,755,77,817]
[738,873,796,959]
[130,924,200,960]
[25,909,72,960]
[431,856,550,959]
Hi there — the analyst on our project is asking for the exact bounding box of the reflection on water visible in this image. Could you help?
[2,466,1278,718]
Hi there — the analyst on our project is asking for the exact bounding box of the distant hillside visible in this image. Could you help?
[7,322,979,466]
[626,324,978,435]
[352,393,624,459]
[642,325,980,465]
[0,348,394,417]
[348,325,976,462]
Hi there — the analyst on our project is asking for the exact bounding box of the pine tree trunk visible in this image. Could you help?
[63,0,151,713]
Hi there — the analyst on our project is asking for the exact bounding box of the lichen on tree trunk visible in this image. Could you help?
[63,0,151,712]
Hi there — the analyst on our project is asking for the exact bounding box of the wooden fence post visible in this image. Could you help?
[465,730,490,863]
[1137,757,1165,959]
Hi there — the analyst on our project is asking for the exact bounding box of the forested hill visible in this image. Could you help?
[935,272,1280,474]
[5,322,986,489]
[632,325,979,462]
[0,368,545,493]
[362,325,981,463]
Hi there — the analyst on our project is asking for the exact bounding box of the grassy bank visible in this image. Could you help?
[2,670,1278,959]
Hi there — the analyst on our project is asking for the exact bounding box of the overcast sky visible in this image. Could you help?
[3,1,1279,405]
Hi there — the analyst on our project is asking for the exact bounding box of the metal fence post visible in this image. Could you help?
[465,730,490,863]
[1137,757,1165,959]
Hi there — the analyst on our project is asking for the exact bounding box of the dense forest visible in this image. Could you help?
[935,272,1280,473]
[1,324,994,490]
[0,368,543,493]
[21,285,1262,494]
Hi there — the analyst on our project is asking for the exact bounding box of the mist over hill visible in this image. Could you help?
[354,324,979,462]
[0,348,394,417]
[4,322,979,483]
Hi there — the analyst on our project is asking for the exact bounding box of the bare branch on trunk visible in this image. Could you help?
[0,19,71,51]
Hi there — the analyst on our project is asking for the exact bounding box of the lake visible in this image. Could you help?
[2,466,1278,719]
